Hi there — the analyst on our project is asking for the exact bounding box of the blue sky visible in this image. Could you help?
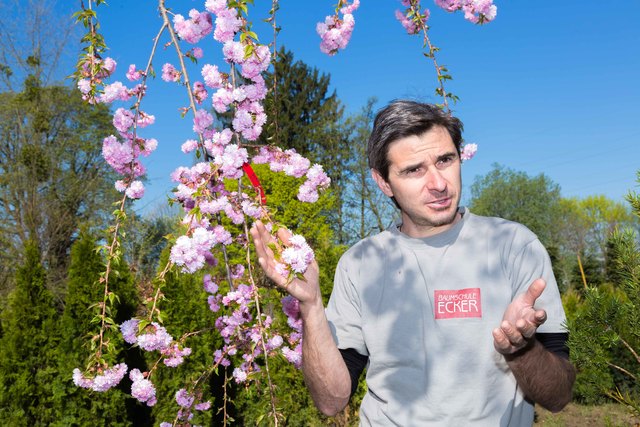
[55,1,640,213]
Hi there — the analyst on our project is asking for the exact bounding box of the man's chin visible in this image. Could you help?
[428,206,459,227]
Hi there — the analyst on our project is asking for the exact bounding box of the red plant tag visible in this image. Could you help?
[242,163,266,205]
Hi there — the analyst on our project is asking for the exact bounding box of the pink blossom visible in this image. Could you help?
[317,1,359,56]
[395,6,429,34]
[193,81,208,104]
[102,57,117,76]
[280,234,315,274]
[191,47,204,58]
[175,388,195,408]
[193,109,214,134]
[214,8,243,43]
[240,45,271,80]
[102,135,134,172]
[125,180,145,199]
[181,139,199,154]
[99,81,130,103]
[203,274,219,294]
[126,64,143,81]
[205,0,228,15]
[114,180,127,192]
[233,367,248,383]
[222,40,245,63]
[136,111,155,128]
[212,128,233,146]
[195,401,212,411]
[173,9,213,44]
[282,345,302,369]
[212,224,233,245]
[162,345,192,367]
[113,108,135,134]
[170,227,216,273]
[214,144,248,179]
[130,369,157,406]
[212,87,234,113]
[73,363,128,392]
[161,63,181,82]
[77,78,91,94]
[120,319,139,344]
[202,64,225,88]
[435,0,497,24]
[136,322,173,351]
[243,77,267,101]
[298,164,331,202]
[283,152,311,178]
[141,138,158,155]
[460,142,478,161]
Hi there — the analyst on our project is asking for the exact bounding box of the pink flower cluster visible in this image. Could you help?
[170,226,227,274]
[173,9,213,44]
[159,389,211,427]
[198,3,270,142]
[275,233,315,278]
[280,295,303,368]
[395,0,430,35]
[130,368,157,407]
[72,363,128,392]
[435,0,497,24]
[161,63,181,82]
[120,319,191,368]
[316,0,360,55]
[168,161,266,273]
[460,142,478,161]
[253,146,331,203]
[204,277,284,383]
[102,105,157,200]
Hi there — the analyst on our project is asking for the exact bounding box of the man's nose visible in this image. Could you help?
[425,168,446,192]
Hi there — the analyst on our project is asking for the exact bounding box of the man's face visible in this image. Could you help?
[372,126,462,238]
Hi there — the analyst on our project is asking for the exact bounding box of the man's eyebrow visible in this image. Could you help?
[437,151,458,161]
[398,161,425,174]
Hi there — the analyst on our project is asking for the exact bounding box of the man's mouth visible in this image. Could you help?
[426,196,452,209]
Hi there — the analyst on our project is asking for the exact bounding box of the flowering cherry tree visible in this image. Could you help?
[71,0,493,424]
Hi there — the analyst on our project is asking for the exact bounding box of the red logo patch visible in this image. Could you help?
[434,288,482,319]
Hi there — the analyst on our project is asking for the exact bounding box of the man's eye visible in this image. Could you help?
[437,156,454,167]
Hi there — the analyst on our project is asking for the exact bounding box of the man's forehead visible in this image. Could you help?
[388,129,455,158]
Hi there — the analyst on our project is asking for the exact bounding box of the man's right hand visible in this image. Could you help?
[250,220,321,306]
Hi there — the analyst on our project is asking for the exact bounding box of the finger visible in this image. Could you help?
[534,309,547,326]
[492,328,512,353]
[523,278,546,305]
[500,321,526,347]
[276,226,293,246]
[515,318,537,340]
[250,221,271,259]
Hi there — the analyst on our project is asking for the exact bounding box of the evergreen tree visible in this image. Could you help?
[0,241,59,425]
[53,233,143,426]
[568,173,640,414]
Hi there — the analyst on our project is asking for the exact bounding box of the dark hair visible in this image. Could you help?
[367,100,464,180]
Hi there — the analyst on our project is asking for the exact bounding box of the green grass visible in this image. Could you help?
[535,403,639,427]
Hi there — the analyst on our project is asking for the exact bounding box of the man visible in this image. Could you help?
[251,100,575,426]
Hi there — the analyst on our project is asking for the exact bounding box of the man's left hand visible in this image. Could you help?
[493,278,548,356]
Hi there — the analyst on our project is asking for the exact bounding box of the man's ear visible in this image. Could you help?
[371,169,394,198]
